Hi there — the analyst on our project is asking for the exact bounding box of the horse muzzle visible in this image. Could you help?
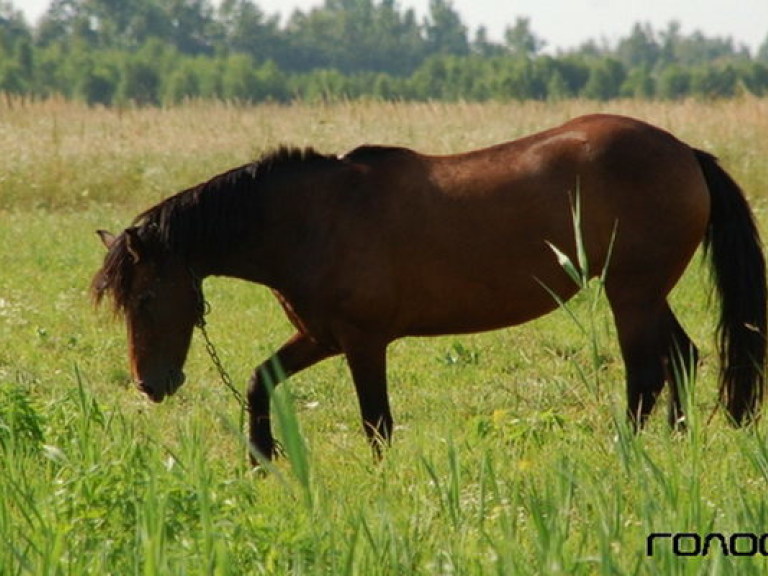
[136,368,186,402]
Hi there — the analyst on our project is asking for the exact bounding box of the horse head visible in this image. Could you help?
[94,228,201,402]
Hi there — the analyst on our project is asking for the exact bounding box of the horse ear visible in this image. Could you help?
[124,228,143,264]
[97,229,116,249]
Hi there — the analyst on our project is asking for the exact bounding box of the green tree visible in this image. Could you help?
[658,21,682,65]
[554,57,590,96]
[656,64,691,100]
[86,0,171,49]
[86,0,147,47]
[666,26,749,66]
[407,55,448,99]
[1,35,36,91]
[82,71,117,104]
[221,52,259,100]
[36,0,90,47]
[193,57,224,98]
[217,0,283,60]
[0,60,25,94]
[504,17,544,59]
[253,59,288,101]
[738,62,768,96]
[425,0,469,56]
[0,1,30,47]
[160,0,217,54]
[620,66,655,98]
[690,64,738,98]
[78,61,118,105]
[362,0,425,74]
[283,0,426,75]
[296,67,351,101]
[546,70,570,100]
[496,58,552,100]
[220,53,287,101]
[616,23,660,68]
[118,58,160,105]
[372,72,397,99]
[757,34,768,63]
[164,58,201,104]
[582,59,624,100]
[472,26,503,57]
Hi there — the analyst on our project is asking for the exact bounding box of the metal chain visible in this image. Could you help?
[191,274,290,461]
[190,269,247,410]
[196,317,246,408]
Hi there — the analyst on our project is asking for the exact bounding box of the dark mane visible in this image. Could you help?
[132,146,333,254]
[92,146,336,313]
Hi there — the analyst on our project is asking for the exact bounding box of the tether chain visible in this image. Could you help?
[197,316,247,408]
[190,270,247,410]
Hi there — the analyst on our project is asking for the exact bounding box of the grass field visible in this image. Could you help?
[3,97,768,575]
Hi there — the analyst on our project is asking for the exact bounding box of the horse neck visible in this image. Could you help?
[186,176,325,288]
[187,235,271,285]
[184,205,284,287]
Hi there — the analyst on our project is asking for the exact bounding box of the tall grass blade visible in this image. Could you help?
[264,358,314,509]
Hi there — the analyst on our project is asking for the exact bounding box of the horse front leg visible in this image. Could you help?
[248,332,336,464]
[342,336,393,458]
[609,301,667,429]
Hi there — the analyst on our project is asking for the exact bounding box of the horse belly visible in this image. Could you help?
[396,260,579,337]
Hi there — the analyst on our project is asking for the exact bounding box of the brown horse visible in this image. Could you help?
[93,114,766,462]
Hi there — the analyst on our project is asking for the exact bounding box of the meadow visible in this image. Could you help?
[2,97,768,575]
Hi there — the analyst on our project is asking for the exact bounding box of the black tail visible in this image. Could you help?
[696,149,766,424]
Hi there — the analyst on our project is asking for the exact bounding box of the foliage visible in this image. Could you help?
[2,0,768,104]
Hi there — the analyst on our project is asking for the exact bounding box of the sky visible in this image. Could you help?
[14,0,768,55]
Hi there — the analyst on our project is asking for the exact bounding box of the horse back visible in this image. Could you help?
[301,115,710,338]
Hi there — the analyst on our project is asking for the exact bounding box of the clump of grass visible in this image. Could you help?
[258,360,316,510]
[0,378,45,454]
[539,190,617,407]
[440,341,481,367]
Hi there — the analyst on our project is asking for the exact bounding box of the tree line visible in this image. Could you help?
[1,0,767,106]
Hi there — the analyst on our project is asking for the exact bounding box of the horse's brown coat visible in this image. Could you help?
[93,114,766,462]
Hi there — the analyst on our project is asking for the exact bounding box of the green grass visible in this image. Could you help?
[3,98,768,574]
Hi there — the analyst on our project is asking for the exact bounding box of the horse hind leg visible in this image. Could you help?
[662,306,699,429]
[609,292,700,430]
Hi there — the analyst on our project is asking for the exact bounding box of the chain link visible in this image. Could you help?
[197,318,246,408]
[190,269,247,411]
